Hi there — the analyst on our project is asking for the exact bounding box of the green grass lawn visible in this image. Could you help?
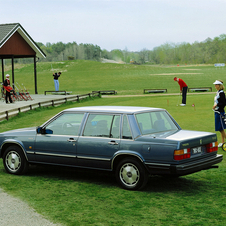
[0,94,226,225]
[4,60,226,95]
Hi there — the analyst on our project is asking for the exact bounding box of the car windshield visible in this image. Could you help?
[135,111,178,135]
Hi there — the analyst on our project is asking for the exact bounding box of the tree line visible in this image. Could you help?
[33,33,226,64]
[147,34,226,65]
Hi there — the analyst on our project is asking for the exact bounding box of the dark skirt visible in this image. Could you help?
[215,112,226,131]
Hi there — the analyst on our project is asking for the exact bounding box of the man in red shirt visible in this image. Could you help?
[174,77,188,106]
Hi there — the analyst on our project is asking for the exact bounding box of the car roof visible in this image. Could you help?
[64,106,164,114]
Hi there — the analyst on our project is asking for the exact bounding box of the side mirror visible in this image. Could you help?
[45,129,53,134]
[36,126,43,134]
[36,127,53,134]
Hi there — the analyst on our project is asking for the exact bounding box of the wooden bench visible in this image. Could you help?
[144,89,167,94]
[188,87,212,92]
[44,91,72,95]
[92,90,117,95]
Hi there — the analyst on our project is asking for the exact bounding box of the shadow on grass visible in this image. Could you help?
[21,164,206,193]
[26,164,117,187]
[144,175,201,193]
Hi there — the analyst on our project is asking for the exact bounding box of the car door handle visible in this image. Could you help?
[108,141,119,145]
[67,138,77,142]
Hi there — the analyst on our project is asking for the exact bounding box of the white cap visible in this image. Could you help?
[6,74,10,77]
[213,80,223,85]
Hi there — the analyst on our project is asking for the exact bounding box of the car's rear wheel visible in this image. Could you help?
[3,145,28,175]
[116,158,148,190]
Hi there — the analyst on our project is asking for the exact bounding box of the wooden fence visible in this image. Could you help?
[0,91,101,122]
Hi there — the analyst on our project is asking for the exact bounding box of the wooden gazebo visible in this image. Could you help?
[0,23,46,94]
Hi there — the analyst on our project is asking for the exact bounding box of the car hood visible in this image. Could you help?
[0,127,37,136]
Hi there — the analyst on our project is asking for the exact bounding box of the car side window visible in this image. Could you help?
[83,114,120,138]
[136,111,178,135]
[110,115,120,138]
[122,115,132,139]
[45,113,84,136]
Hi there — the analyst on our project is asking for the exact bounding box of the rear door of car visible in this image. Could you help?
[76,113,121,169]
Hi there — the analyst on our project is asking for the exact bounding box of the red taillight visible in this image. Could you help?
[206,142,218,153]
[174,148,191,160]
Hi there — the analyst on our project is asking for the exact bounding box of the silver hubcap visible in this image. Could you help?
[119,163,140,187]
[5,151,21,172]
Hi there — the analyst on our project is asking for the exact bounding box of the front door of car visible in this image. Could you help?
[77,114,121,169]
[34,113,84,165]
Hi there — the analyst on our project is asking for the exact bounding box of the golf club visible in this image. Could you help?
[176,92,181,106]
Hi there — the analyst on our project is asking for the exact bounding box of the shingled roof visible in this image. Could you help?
[0,23,46,58]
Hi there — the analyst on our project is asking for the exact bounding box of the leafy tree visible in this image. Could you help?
[110,49,124,61]
[34,33,226,65]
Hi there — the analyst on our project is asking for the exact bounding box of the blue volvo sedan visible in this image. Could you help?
[0,106,223,190]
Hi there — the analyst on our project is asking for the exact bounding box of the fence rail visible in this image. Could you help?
[0,91,101,122]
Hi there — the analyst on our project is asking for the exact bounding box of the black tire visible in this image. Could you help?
[115,158,149,190]
[3,145,28,175]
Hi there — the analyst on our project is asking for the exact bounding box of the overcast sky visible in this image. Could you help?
[1,0,226,51]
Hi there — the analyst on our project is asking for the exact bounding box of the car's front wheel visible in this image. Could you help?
[116,158,148,190]
[3,145,28,175]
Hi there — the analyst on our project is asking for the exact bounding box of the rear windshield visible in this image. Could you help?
[135,111,178,135]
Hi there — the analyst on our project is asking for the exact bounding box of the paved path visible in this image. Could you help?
[0,94,70,225]
[0,94,78,113]
[0,94,80,121]
[0,188,62,226]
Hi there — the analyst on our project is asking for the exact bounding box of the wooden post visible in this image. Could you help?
[1,58,4,83]
[34,56,38,94]
[11,56,15,89]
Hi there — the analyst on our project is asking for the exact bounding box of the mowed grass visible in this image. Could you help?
[4,60,226,95]
[0,94,226,225]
